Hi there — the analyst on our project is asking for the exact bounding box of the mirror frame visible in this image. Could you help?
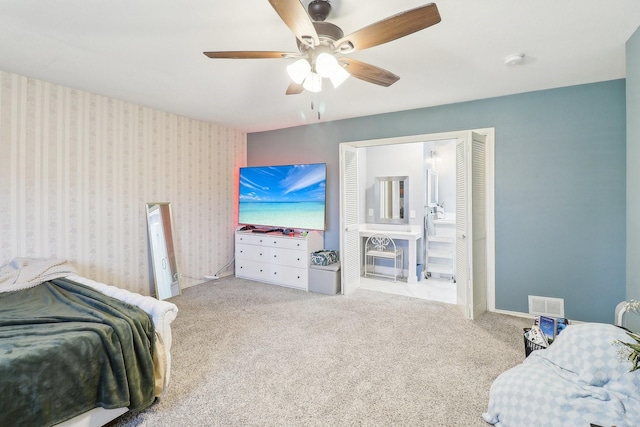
[146,202,181,300]
[374,176,409,224]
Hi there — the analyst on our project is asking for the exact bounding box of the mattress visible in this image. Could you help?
[0,265,179,427]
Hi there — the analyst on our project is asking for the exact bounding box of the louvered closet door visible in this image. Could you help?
[456,139,469,315]
[455,132,487,320]
[470,132,487,319]
[340,144,361,294]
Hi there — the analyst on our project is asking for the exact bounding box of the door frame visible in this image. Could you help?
[339,128,495,312]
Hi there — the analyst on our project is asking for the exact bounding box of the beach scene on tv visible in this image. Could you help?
[239,163,327,231]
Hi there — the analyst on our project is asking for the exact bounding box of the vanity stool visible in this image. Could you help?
[364,233,403,282]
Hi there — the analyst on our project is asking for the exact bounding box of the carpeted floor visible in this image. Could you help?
[113,276,531,427]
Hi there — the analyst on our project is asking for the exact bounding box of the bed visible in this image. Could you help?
[0,258,179,427]
[483,305,640,427]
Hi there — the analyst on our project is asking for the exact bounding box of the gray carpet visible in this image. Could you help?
[113,276,530,427]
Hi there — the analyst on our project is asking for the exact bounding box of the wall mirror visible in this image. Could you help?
[427,169,439,207]
[374,176,409,224]
[146,202,181,300]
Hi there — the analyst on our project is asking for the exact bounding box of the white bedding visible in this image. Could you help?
[483,323,640,427]
[0,257,78,292]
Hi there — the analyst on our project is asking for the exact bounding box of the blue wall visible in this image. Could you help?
[248,80,626,323]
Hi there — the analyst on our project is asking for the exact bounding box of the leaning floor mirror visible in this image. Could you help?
[146,202,181,300]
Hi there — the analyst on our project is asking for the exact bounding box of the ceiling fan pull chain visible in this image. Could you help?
[311,95,321,120]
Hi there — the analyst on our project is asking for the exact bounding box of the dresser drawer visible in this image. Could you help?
[267,236,308,251]
[236,260,270,281]
[236,243,268,262]
[269,265,307,289]
[235,233,270,247]
[269,247,307,268]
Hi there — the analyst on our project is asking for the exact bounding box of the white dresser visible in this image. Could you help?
[235,230,324,290]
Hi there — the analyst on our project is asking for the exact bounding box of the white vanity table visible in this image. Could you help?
[361,175,423,284]
[359,224,423,284]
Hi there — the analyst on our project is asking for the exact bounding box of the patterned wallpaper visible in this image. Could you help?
[0,71,246,295]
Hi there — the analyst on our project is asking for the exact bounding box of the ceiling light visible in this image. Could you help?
[303,72,322,93]
[504,53,525,66]
[287,59,311,84]
[288,54,350,93]
[329,65,350,88]
[315,52,339,78]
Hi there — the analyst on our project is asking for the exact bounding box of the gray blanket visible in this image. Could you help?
[0,278,156,427]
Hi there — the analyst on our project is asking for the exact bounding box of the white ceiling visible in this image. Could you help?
[1,0,639,133]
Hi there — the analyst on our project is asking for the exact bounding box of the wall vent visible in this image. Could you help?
[528,295,565,317]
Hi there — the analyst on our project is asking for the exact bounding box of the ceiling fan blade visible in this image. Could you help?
[268,0,319,48]
[203,51,298,59]
[339,58,400,87]
[335,3,441,53]
[286,81,304,95]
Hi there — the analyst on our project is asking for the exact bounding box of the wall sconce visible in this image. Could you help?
[429,150,440,170]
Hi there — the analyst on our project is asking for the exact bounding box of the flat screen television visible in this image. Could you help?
[238,163,327,230]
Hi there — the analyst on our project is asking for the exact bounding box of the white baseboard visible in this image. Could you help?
[491,308,536,319]
[491,308,582,327]
[181,271,234,290]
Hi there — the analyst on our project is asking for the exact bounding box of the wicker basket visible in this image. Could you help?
[523,328,545,357]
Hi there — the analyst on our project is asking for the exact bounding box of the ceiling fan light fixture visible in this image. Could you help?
[303,72,323,93]
[287,58,311,84]
[205,3,442,95]
[315,52,339,78]
[329,65,350,88]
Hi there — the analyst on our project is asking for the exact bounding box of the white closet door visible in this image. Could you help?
[456,139,469,314]
[340,144,361,294]
[456,132,487,319]
[470,132,487,319]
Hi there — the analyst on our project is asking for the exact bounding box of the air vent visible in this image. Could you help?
[528,295,565,317]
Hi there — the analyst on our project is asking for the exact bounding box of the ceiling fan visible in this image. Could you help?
[203,0,441,95]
